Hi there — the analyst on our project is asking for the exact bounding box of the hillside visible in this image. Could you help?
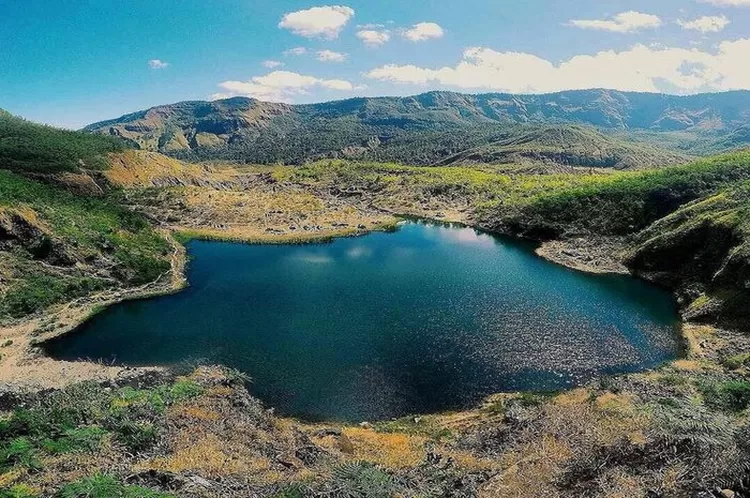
[84,89,750,168]
[486,150,750,330]
[0,112,173,321]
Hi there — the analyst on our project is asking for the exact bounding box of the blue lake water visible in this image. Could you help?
[44,221,681,421]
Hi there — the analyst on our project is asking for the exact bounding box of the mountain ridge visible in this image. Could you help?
[84,89,750,168]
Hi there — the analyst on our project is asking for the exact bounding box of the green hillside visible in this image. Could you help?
[84,89,750,168]
[0,113,171,320]
[0,112,124,174]
[488,150,750,328]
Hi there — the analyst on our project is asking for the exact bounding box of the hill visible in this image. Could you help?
[0,112,173,320]
[487,150,750,329]
[84,89,750,168]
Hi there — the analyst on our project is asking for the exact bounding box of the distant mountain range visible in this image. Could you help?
[84,89,750,169]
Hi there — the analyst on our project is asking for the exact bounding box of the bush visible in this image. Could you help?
[701,380,750,412]
[0,437,40,471]
[0,378,203,470]
[56,474,175,498]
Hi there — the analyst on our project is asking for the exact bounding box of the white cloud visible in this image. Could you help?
[213,70,355,102]
[699,0,750,5]
[356,29,391,47]
[283,47,308,56]
[278,5,355,39]
[402,22,445,42]
[262,60,284,69]
[148,59,169,69]
[364,39,750,94]
[568,11,662,33]
[316,50,348,62]
[677,15,730,32]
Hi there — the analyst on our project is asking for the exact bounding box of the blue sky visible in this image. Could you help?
[1,0,749,128]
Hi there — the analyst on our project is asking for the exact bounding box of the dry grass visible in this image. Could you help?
[341,428,426,469]
[147,433,276,478]
[480,390,652,497]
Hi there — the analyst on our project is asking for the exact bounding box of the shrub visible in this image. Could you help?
[325,461,400,498]
[0,485,38,498]
[56,474,175,498]
[0,437,40,471]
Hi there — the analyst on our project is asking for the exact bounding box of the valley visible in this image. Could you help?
[1,90,750,497]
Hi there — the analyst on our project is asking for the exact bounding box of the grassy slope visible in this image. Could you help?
[0,112,124,174]
[487,150,750,328]
[2,363,750,497]
[0,113,171,320]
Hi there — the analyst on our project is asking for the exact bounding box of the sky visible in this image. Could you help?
[1,0,749,129]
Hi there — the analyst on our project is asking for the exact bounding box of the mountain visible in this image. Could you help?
[84,89,750,168]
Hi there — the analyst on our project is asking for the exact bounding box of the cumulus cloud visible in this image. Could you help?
[262,60,284,69]
[677,15,730,32]
[278,5,355,39]
[212,70,355,102]
[568,11,662,33]
[364,39,750,94]
[283,47,308,57]
[316,50,348,62]
[402,22,445,42]
[148,59,169,69]
[356,29,391,47]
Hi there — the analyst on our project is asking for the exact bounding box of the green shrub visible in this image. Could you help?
[327,461,400,498]
[701,380,750,412]
[56,474,175,498]
[723,353,750,370]
[0,484,38,498]
[0,437,41,471]
[111,420,157,453]
[41,426,108,454]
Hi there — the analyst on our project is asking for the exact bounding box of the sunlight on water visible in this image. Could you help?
[45,221,681,422]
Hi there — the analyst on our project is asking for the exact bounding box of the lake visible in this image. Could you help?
[44,221,681,422]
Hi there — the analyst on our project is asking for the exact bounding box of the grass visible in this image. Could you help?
[492,150,750,237]
[701,380,750,412]
[56,474,175,498]
[0,378,203,472]
[0,170,171,319]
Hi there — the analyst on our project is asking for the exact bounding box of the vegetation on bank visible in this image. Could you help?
[0,375,203,497]
[489,150,750,236]
[481,150,750,329]
[1,361,749,497]
[0,113,171,321]
[0,170,171,319]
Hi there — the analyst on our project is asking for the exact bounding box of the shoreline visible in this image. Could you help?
[0,214,699,408]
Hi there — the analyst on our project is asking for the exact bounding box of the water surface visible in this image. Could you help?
[45,221,680,421]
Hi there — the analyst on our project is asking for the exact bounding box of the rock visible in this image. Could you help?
[719,490,735,498]
[357,224,366,229]
[188,476,212,488]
